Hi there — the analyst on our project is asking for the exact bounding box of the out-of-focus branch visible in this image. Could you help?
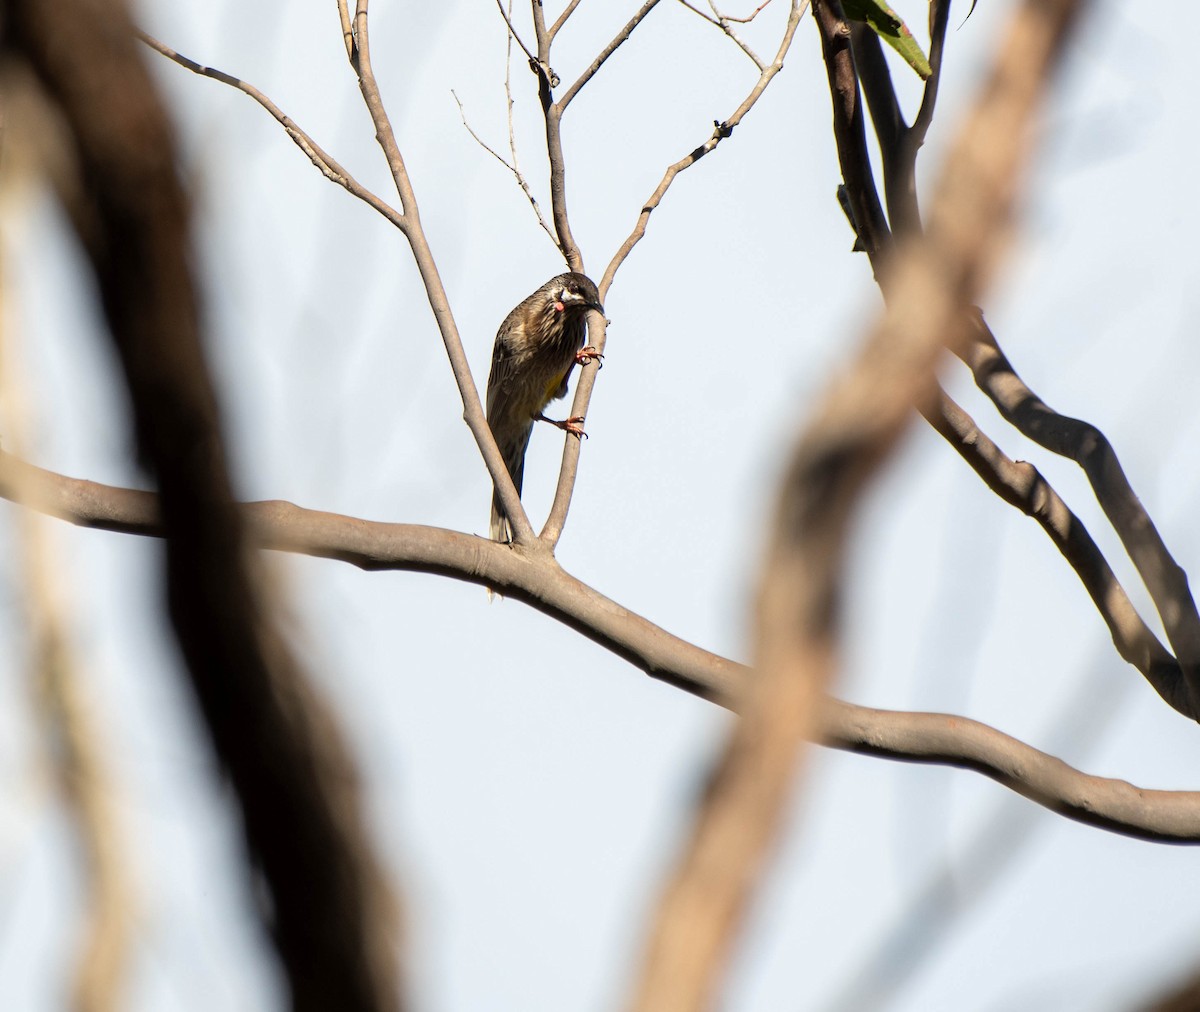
[0,262,132,1011]
[1,2,403,1008]
[25,522,131,1012]
[1146,969,1200,1011]
[4,454,1199,844]
[626,2,1088,1009]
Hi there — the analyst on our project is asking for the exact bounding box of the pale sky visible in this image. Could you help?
[2,2,1199,1010]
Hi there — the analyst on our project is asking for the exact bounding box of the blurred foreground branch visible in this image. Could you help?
[1,1,403,1008]
[625,2,1089,1009]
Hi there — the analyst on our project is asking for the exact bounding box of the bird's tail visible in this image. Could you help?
[488,426,530,544]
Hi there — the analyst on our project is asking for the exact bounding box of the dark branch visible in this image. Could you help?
[1,3,403,1007]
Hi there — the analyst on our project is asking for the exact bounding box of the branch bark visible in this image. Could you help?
[2,453,1197,845]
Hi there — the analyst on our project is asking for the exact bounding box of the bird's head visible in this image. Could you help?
[546,272,604,317]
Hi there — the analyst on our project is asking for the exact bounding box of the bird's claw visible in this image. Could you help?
[575,346,604,368]
[538,413,587,438]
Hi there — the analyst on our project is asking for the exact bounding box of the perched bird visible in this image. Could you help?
[486,272,605,542]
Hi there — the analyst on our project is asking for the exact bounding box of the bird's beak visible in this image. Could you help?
[587,299,605,315]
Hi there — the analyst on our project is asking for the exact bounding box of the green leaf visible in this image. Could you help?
[842,0,933,80]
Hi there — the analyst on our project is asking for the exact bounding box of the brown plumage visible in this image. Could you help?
[486,272,604,542]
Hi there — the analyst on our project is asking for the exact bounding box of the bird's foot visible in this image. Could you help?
[537,413,587,438]
[575,346,604,368]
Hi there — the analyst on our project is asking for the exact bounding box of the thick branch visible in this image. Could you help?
[812,0,892,266]
[829,0,1197,723]
[961,316,1200,702]
[925,391,1195,719]
[2,455,1197,842]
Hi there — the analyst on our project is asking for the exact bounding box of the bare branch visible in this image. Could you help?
[627,2,1089,1008]
[341,0,538,545]
[493,0,539,67]
[558,0,667,111]
[539,2,806,547]
[822,699,1200,845]
[960,316,1200,705]
[337,0,354,59]
[924,390,1195,718]
[451,90,557,245]
[138,32,405,230]
[820,0,1197,726]
[601,0,806,293]
[813,0,892,266]
[893,0,954,236]
[547,0,585,42]
[3,454,1197,842]
[146,21,535,546]
[675,0,766,69]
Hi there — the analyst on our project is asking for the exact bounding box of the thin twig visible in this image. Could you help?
[505,2,560,250]
[493,0,539,67]
[547,0,585,42]
[2,453,1197,844]
[137,32,405,231]
[539,0,807,547]
[559,0,667,110]
[601,0,805,293]
[710,0,774,23]
[675,0,765,69]
[450,90,557,245]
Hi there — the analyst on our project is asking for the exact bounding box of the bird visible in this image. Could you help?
[486,272,605,543]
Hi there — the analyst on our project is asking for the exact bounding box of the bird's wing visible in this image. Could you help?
[486,317,522,421]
